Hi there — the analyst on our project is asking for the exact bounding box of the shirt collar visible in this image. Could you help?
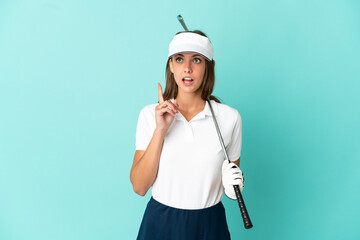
[204,99,219,117]
[174,99,218,121]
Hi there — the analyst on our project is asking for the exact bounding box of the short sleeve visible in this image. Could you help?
[135,106,155,151]
[226,111,242,161]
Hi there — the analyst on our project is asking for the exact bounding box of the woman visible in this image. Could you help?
[130,30,245,240]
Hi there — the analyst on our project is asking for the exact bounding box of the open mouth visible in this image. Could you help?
[182,77,193,83]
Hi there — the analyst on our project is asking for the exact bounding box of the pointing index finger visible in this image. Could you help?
[158,83,164,103]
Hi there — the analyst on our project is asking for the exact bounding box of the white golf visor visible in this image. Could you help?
[168,32,214,61]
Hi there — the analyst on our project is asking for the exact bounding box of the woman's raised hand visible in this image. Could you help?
[155,83,179,133]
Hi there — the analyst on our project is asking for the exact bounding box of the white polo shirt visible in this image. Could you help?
[135,100,242,210]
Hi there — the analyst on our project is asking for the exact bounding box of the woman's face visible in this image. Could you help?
[169,52,206,97]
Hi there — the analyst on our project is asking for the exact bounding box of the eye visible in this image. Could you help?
[193,58,201,63]
[175,57,183,63]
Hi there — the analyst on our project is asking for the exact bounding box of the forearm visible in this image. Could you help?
[130,128,167,196]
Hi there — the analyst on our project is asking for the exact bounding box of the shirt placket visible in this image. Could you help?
[186,122,195,143]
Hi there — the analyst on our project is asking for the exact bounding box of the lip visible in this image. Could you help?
[182,80,194,86]
[182,77,194,86]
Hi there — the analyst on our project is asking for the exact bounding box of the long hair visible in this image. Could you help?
[163,30,221,103]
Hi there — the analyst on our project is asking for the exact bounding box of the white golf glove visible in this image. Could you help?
[222,160,244,200]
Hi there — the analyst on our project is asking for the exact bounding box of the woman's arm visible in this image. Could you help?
[130,83,179,196]
[130,129,167,196]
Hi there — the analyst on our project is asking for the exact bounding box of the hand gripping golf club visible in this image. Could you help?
[207,99,253,229]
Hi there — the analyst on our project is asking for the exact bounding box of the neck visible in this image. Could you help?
[175,92,205,111]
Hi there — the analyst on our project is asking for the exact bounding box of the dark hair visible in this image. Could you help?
[163,30,221,103]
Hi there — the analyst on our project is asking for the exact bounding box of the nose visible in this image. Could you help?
[183,60,192,73]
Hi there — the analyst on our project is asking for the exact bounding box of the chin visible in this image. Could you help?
[179,87,201,95]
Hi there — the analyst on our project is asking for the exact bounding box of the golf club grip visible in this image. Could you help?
[234,185,253,229]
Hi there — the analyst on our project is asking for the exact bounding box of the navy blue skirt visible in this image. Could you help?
[137,197,231,240]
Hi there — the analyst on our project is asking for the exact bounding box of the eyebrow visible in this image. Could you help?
[175,53,202,57]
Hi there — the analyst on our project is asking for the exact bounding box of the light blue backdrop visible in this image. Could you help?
[1,0,359,239]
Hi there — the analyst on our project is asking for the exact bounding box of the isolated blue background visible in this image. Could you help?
[1,0,359,239]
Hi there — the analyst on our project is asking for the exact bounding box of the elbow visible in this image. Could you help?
[132,185,147,196]
[130,177,148,196]
[130,171,151,196]
[136,190,147,197]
